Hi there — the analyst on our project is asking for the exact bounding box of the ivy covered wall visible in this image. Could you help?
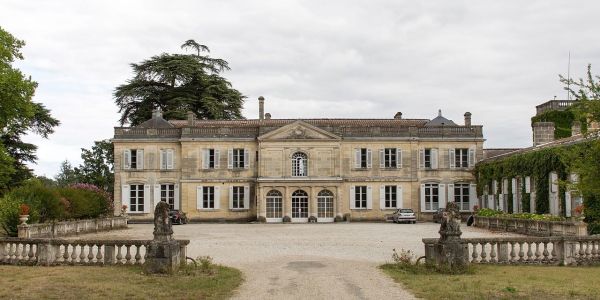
[531,109,587,139]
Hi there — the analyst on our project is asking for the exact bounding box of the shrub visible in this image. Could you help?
[58,187,108,219]
[0,194,22,236]
[11,180,62,222]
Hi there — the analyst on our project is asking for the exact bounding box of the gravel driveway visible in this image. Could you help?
[76,222,515,299]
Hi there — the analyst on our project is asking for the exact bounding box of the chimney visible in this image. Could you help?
[532,122,555,146]
[265,113,271,120]
[152,108,162,118]
[258,96,265,120]
[464,112,472,126]
[571,121,581,136]
[394,112,402,119]
[187,111,195,126]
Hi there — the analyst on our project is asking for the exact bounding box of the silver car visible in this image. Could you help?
[392,208,417,224]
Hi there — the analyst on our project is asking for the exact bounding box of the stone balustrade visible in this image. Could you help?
[473,216,587,237]
[18,217,128,238]
[0,238,190,266]
[423,236,600,266]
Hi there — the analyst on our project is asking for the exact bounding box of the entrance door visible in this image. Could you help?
[266,190,283,222]
[317,189,334,222]
[291,190,308,222]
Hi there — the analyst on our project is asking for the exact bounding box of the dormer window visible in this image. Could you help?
[292,152,308,177]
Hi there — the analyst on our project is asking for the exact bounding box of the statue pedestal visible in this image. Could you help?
[144,240,182,274]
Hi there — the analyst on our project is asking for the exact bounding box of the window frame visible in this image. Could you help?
[424,183,439,212]
[232,148,245,169]
[129,184,145,213]
[384,185,397,209]
[355,186,368,209]
[453,183,470,211]
[291,152,308,177]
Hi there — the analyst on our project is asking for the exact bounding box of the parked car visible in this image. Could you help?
[169,210,188,225]
[392,208,416,224]
[433,208,445,223]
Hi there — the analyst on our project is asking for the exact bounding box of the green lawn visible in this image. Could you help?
[0,264,243,300]
[381,263,600,300]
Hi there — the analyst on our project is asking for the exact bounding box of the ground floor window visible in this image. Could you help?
[203,186,215,209]
[354,186,367,208]
[292,190,308,218]
[130,184,144,212]
[232,186,245,209]
[317,190,334,218]
[384,185,397,208]
[266,190,282,218]
[424,183,439,211]
[161,184,175,210]
[454,183,470,211]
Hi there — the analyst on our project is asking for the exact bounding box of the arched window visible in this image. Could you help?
[291,189,308,218]
[292,152,308,177]
[317,189,334,219]
[266,190,283,219]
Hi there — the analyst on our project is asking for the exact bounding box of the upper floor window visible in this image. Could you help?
[292,152,308,177]
[419,148,438,169]
[160,149,175,170]
[228,148,249,169]
[380,148,402,168]
[354,148,372,169]
[202,149,220,169]
[123,149,144,170]
[449,148,475,169]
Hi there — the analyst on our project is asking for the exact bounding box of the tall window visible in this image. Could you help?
[291,190,308,218]
[266,190,282,219]
[455,149,469,168]
[160,184,175,210]
[160,149,174,170]
[383,148,397,168]
[124,149,144,170]
[231,186,245,209]
[208,149,217,168]
[129,184,144,212]
[384,185,397,208]
[232,148,245,168]
[424,183,439,211]
[424,149,432,168]
[454,183,470,211]
[317,190,334,218]
[292,152,308,177]
[360,148,368,168]
[355,186,368,208]
[203,186,215,209]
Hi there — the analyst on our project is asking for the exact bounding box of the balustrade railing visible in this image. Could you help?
[0,238,190,266]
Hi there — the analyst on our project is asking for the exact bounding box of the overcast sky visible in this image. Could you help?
[1,0,599,177]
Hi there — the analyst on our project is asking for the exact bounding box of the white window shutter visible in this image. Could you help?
[143,184,151,213]
[551,173,558,193]
[214,186,221,209]
[525,176,531,193]
[420,184,426,212]
[202,149,208,169]
[503,179,509,194]
[431,149,438,169]
[499,194,504,211]
[123,150,131,169]
[121,185,130,213]
[565,191,572,217]
[396,149,402,168]
[449,149,456,169]
[197,186,203,209]
[153,184,161,209]
[492,180,498,194]
[489,195,495,210]
[174,183,180,210]
[366,186,373,209]
[396,186,403,209]
[137,149,144,170]
[243,186,250,209]
[439,184,446,209]
[167,149,174,169]
[159,150,165,170]
[350,186,356,209]
[419,149,425,169]
[244,149,249,169]
[354,149,361,168]
[468,147,476,167]
[379,185,386,209]
[447,183,454,203]
[214,149,220,169]
[511,178,517,193]
[379,149,385,168]
[469,184,477,212]
[366,149,372,169]
[227,149,233,169]
[229,186,234,209]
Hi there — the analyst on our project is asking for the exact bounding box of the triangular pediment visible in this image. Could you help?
[258,120,341,141]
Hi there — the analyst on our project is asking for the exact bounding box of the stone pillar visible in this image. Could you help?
[555,239,576,265]
[144,202,183,274]
[433,202,469,270]
[17,224,30,238]
[464,112,472,126]
[104,245,115,264]
[497,242,509,263]
[532,122,555,146]
[36,241,57,266]
[571,121,581,136]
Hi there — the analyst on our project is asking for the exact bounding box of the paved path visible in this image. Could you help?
[76,223,516,299]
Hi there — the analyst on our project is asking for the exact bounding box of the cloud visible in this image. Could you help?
[1,0,600,176]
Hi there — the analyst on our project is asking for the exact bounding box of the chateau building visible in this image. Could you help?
[113,97,484,222]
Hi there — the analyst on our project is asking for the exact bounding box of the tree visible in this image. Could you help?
[114,40,245,126]
[560,64,600,123]
[0,26,59,191]
[54,160,78,187]
[74,140,114,194]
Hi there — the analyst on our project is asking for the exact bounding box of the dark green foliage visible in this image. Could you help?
[57,188,108,219]
[531,110,586,139]
[521,183,531,213]
[0,194,20,236]
[114,40,245,126]
[75,140,114,195]
[10,180,62,223]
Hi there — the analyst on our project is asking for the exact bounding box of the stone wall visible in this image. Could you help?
[18,217,128,238]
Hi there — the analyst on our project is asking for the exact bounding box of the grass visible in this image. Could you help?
[381,263,600,300]
[0,263,243,300]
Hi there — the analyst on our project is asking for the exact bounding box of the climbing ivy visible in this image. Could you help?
[531,109,587,139]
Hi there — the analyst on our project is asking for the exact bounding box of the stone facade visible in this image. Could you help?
[113,99,484,222]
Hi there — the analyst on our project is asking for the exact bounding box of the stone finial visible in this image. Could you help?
[258,96,265,120]
[265,112,272,120]
[464,112,472,126]
[187,111,195,126]
[394,112,403,119]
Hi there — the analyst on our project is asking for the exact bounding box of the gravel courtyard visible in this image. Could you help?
[77,223,515,299]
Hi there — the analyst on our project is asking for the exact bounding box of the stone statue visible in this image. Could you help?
[439,201,462,242]
[433,201,468,271]
[144,201,181,274]
[153,201,173,242]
